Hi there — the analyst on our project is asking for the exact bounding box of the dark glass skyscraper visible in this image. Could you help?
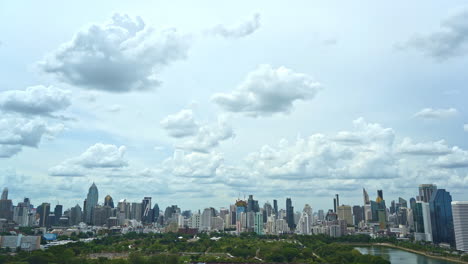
[419,184,437,202]
[429,189,455,245]
[273,199,278,219]
[104,195,114,208]
[85,183,99,224]
[286,198,295,230]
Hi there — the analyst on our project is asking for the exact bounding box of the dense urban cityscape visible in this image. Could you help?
[1,182,467,258]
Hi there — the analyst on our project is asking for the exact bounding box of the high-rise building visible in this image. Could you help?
[333,198,337,213]
[254,212,263,235]
[419,184,437,203]
[363,188,370,205]
[54,205,63,226]
[37,203,50,227]
[201,208,213,231]
[421,202,433,242]
[142,197,152,223]
[70,204,82,225]
[452,201,468,252]
[286,198,295,230]
[399,197,408,208]
[318,209,325,221]
[85,183,98,224]
[429,189,455,245]
[273,200,278,219]
[263,202,273,223]
[153,203,160,223]
[13,202,30,227]
[104,195,114,208]
[303,204,313,229]
[337,205,353,226]
[0,188,13,220]
[335,194,340,207]
[377,190,383,201]
[131,202,142,221]
[352,206,364,225]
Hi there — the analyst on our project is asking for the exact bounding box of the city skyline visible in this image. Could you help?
[1,1,468,211]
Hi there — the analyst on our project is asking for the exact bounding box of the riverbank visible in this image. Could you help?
[343,242,467,264]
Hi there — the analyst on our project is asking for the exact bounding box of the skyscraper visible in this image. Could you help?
[0,187,13,220]
[419,184,437,203]
[377,190,383,201]
[1,188,8,200]
[70,204,82,225]
[85,183,98,224]
[142,197,152,223]
[337,205,353,226]
[363,188,370,205]
[153,203,160,223]
[37,202,50,227]
[54,204,63,226]
[104,195,114,208]
[352,206,364,225]
[430,189,455,245]
[273,199,278,219]
[286,198,295,230]
[452,201,468,252]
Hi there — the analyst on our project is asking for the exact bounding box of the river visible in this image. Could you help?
[355,246,459,264]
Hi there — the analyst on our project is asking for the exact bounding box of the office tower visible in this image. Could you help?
[318,209,325,221]
[1,188,8,200]
[303,204,313,228]
[37,203,50,227]
[93,205,112,226]
[452,201,468,252]
[211,216,224,231]
[413,201,425,234]
[377,190,383,201]
[189,213,201,229]
[422,202,433,242]
[419,184,437,202]
[430,189,455,245]
[399,197,408,208]
[337,205,353,226]
[104,195,114,208]
[390,200,396,214]
[336,194,340,207]
[247,195,259,213]
[229,204,237,226]
[263,202,273,223]
[273,200,278,219]
[235,200,247,220]
[410,197,417,210]
[333,198,337,213]
[254,212,263,234]
[142,197,152,223]
[70,204,82,225]
[85,183,98,224]
[363,188,370,205]
[152,203,159,223]
[286,198,295,230]
[13,202,30,227]
[297,212,310,235]
[352,206,364,225]
[201,208,213,231]
[54,205,63,225]
[131,202,143,221]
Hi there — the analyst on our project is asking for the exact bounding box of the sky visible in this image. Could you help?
[1,0,468,213]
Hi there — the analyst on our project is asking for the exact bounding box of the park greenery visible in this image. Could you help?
[0,232,393,264]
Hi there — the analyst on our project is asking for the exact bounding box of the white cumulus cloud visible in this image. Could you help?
[396,138,452,155]
[210,13,261,39]
[160,109,199,138]
[38,13,189,92]
[212,64,321,117]
[413,107,458,119]
[399,8,468,61]
[0,85,71,116]
[49,143,128,176]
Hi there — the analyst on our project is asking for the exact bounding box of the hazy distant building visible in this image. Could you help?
[352,206,364,225]
[0,188,12,220]
[452,201,468,252]
[37,203,50,227]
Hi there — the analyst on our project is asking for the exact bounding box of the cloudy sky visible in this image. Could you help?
[1,0,468,212]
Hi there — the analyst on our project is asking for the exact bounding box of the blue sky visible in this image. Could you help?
[0,0,467,212]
